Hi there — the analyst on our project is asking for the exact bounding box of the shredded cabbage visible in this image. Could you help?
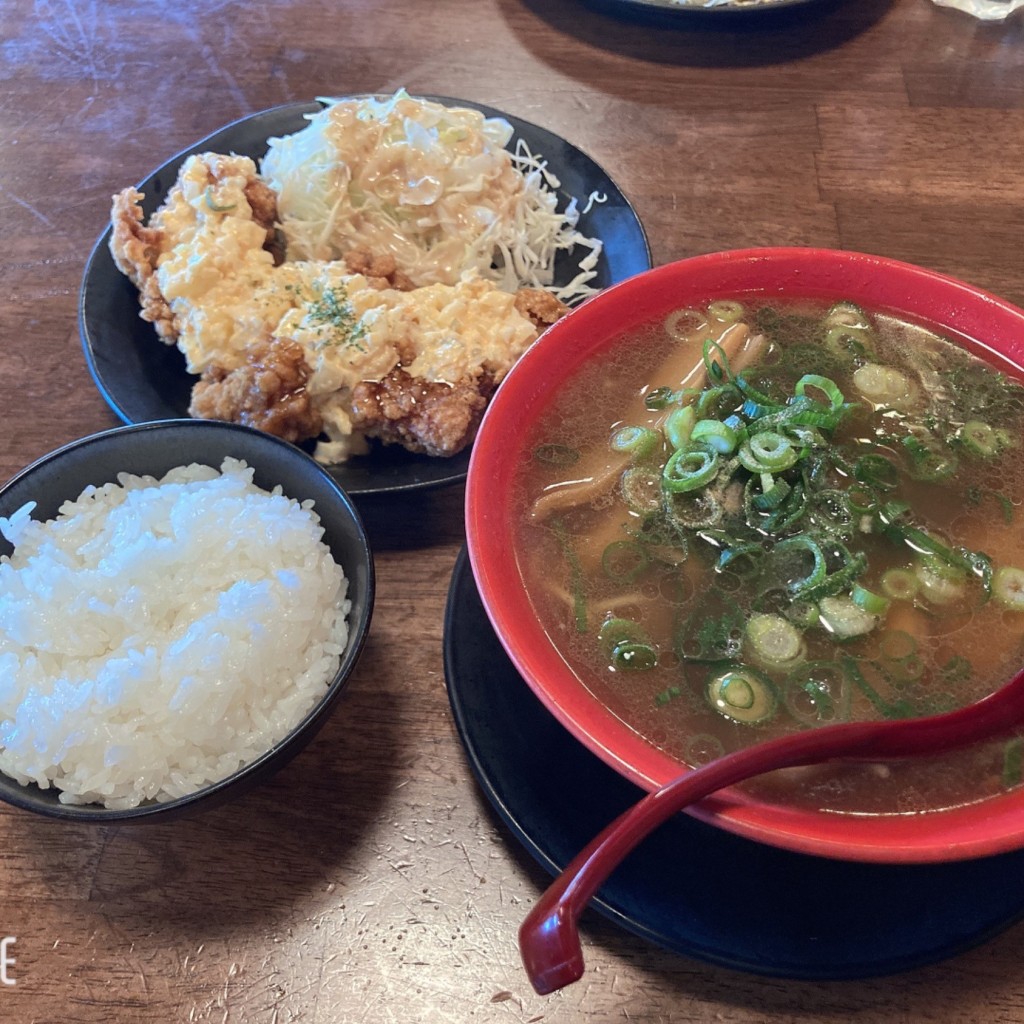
[260,91,604,303]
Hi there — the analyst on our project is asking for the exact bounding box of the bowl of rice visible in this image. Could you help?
[0,419,374,821]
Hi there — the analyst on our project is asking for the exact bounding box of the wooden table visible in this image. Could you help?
[3,0,1024,1019]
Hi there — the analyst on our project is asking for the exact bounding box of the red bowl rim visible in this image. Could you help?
[466,246,1024,864]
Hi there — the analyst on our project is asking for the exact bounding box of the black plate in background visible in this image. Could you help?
[586,0,831,15]
[443,547,1024,979]
[79,98,651,497]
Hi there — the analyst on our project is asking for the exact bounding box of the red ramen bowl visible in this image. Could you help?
[466,247,1024,863]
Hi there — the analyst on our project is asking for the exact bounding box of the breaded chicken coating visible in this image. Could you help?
[189,337,322,444]
[109,189,176,342]
[514,288,570,333]
[243,178,285,264]
[349,368,494,458]
[343,249,416,292]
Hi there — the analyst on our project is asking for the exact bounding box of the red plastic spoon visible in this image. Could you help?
[519,663,1024,995]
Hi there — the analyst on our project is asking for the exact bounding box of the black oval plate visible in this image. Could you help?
[443,548,1024,979]
[79,98,651,497]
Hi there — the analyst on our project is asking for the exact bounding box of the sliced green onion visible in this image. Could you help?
[707,667,777,725]
[742,397,774,420]
[851,583,891,615]
[888,653,925,683]
[738,432,798,473]
[612,641,658,670]
[886,523,992,600]
[601,540,649,583]
[783,661,848,725]
[878,630,917,662]
[881,568,919,601]
[795,374,844,411]
[985,488,1013,525]
[678,597,747,660]
[717,544,765,583]
[785,424,827,449]
[684,733,726,766]
[818,595,877,638]
[533,443,580,466]
[902,435,958,482]
[852,364,914,409]
[1003,737,1024,789]
[695,384,739,420]
[599,616,646,651]
[751,476,791,512]
[958,420,1000,457]
[777,536,827,598]
[734,373,779,409]
[842,657,914,720]
[915,561,967,606]
[654,684,683,707]
[664,307,706,340]
[204,186,236,212]
[611,425,660,460]
[994,566,1024,611]
[854,453,899,491]
[784,599,820,628]
[940,654,972,685]
[664,490,723,530]
[703,337,737,384]
[806,489,854,536]
[663,445,718,493]
[644,386,676,411]
[745,613,805,669]
[707,300,745,324]
[995,427,1017,451]
[620,467,662,513]
[632,512,689,565]
[690,418,739,455]
[761,481,808,533]
[847,484,879,515]
[876,500,911,527]
[664,406,696,450]
[824,301,870,330]
[823,324,872,362]
[807,553,868,604]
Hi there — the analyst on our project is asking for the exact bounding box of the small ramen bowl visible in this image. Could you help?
[0,419,375,822]
[466,247,1024,863]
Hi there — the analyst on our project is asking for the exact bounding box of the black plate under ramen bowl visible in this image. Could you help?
[0,420,374,822]
[79,97,652,497]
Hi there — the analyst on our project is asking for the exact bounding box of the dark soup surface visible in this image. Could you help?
[514,298,1024,815]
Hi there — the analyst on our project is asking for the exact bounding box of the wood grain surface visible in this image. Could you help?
[3,0,1024,1020]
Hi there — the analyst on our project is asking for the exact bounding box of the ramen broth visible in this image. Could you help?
[514,299,1024,815]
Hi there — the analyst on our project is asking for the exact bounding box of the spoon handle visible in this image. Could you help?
[519,668,1024,995]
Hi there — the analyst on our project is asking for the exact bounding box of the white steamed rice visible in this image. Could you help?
[0,458,350,809]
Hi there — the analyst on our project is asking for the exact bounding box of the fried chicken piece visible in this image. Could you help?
[343,249,416,292]
[243,178,286,265]
[243,178,277,233]
[189,337,322,444]
[109,188,176,342]
[349,368,494,457]
[110,157,285,348]
[514,288,569,333]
